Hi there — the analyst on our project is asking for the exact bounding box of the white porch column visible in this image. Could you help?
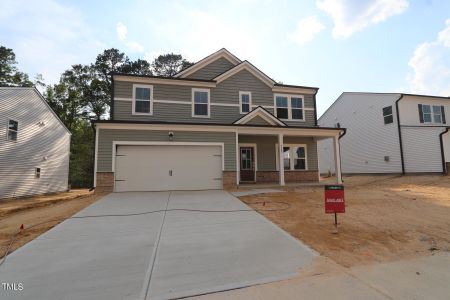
[278,134,285,186]
[334,135,342,184]
[235,131,240,187]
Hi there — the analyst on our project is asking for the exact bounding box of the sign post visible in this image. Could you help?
[324,185,345,231]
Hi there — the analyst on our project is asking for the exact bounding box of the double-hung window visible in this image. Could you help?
[239,91,252,114]
[277,144,308,170]
[7,119,18,141]
[275,94,304,121]
[382,106,393,124]
[192,88,210,117]
[133,84,153,114]
[419,104,446,124]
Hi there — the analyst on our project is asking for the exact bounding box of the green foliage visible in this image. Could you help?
[69,120,94,188]
[152,53,194,77]
[0,45,42,87]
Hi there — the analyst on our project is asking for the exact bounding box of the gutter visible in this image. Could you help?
[439,127,450,175]
[395,94,405,175]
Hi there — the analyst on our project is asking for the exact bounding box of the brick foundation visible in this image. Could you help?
[447,163,450,175]
[223,171,237,190]
[96,172,114,193]
[256,171,319,183]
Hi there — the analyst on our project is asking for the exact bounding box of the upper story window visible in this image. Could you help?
[192,88,210,118]
[239,91,252,114]
[132,84,153,115]
[7,119,18,141]
[274,94,304,121]
[382,106,393,124]
[35,168,41,179]
[419,104,446,124]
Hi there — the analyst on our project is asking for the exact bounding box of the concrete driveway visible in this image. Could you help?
[0,191,315,300]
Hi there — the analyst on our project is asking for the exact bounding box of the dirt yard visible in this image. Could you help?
[241,175,450,268]
[0,190,106,259]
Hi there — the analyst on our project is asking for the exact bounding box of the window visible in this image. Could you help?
[274,94,304,121]
[382,106,393,124]
[35,168,41,179]
[7,119,18,141]
[276,144,307,170]
[192,88,210,117]
[132,84,153,114]
[239,91,252,114]
[419,104,446,124]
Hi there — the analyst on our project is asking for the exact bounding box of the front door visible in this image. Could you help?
[240,147,255,182]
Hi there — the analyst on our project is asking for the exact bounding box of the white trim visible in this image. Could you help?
[238,143,257,182]
[95,122,343,137]
[272,86,317,95]
[94,126,99,187]
[112,141,225,174]
[211,103,239,107]
[235,132,240,186]
[6,119,18,142]
[278,134,285,186]
[234,106,285,126]
[132,84,153,115]
[115,97,133,101]
[113,75,216,88]
[239,91,252,114]
[274,94,306,122]
[275,143,308,171]
[175,49,241,78]
[252,105,274,109]
[214,62,275,88]
[154,99,192,105]
[191,88,211,118]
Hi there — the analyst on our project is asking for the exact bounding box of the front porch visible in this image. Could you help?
[223,127,344,189]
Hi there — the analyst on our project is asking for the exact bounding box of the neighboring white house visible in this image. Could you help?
[318,92,450,175]
[0,87,71,199]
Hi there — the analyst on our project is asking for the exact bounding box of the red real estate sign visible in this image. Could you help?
[324,185,345,214]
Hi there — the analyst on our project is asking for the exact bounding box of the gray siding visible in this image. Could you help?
[115,81,191,102]
[186,57,235,80]
[238,135,318,171]
[97,129,236,172]
[0,88,70,199]
[246,116,272,126]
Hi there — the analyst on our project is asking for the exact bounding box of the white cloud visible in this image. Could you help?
[406,19,450,96]
[116,22,127,41]
[125,41,144,53]
[288,16,325,46]
[316,0,409,39]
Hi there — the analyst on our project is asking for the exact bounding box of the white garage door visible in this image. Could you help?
[115,145,223,192]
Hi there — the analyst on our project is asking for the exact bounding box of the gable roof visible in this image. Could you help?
[233,106,286,126]
[0,87,71,135]
[175,48,241,78]
[213,61,276,88]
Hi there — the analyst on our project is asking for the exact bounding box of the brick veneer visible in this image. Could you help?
[223,171,237,189]
[96,172,114,193]
[256,171,319,183]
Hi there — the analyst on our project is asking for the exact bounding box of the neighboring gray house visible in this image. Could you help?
[318,92,450,175]
[0,87,71,199]
[93,48,344,192]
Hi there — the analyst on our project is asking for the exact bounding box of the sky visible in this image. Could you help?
[1,0,449,116]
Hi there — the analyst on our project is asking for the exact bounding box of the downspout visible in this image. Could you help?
[337,128,347,182]
[110,74,114,120]
[395,94,405,175]
[439,127,450,175]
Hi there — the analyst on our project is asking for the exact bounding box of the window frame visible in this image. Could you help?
[273,94,305,121]
[7,119,18,141]
[191,88,211,118]
[382,106,394,125]
[239,91,252,114]
[275,144,308,171]
[432,105,442,124]
[420,104,445,124]
[421,104,432,123]
[132,84,153,115]
[35,167,41,179]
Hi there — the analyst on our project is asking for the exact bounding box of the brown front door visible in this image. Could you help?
[240,147,255,182]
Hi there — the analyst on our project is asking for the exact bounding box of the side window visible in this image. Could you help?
[419,104,432,123]
[432,105,442,124]
[382,106,393,124]
[7,119,18,141]
[419,104,446,124]
[35,168,41,179]
[275,96,288,119]
[192,89,210,117]
[291,97,304,120]
[133,85,152,114]
[239,92,251,114]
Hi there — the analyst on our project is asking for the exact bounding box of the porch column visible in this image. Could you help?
[235,132,240,186]
[334,135,342,184]
[278,134,285,186]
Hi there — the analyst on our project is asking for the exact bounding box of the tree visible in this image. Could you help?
[119,59,152,75]
[0,45,34,87]
[152,53,194,77]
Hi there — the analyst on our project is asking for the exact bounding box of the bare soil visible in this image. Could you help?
[241,175,450,267]
[0,190,106,258]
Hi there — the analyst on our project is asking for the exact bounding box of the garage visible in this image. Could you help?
[114,144,223,192]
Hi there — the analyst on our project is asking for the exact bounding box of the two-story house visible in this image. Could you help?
[0,87,71,199]
[93,49,344,192]
[318,92,450,175]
